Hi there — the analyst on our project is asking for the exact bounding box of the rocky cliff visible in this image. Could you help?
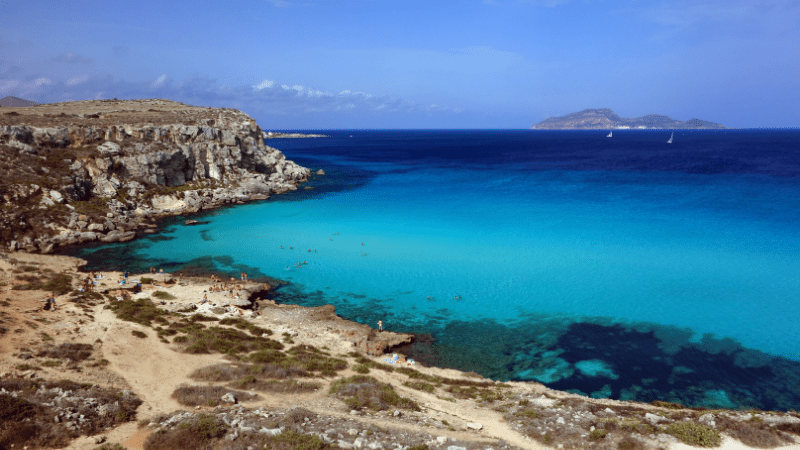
[0,99,311,253]
[531,108,726,129]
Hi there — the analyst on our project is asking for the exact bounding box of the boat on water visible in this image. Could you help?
[607,131,612,137]
[667,132,673,144]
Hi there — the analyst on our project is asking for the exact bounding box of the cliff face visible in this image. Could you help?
[0,99,311,253]
[531,108,726,129]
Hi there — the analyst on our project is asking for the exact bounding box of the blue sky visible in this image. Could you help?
[1,0,798,128]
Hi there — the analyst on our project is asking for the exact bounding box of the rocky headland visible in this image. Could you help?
[531,109,726,130]
[0,99,311,253]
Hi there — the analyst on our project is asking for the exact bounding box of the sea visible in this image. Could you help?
[64,129,800,411]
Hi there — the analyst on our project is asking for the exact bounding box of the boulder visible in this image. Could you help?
[316,169,325,175]
[221,392,237,404]
[50,190,64,203]
[97,141,121,156]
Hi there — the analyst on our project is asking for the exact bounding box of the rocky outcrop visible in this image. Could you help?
[0,99,311,252]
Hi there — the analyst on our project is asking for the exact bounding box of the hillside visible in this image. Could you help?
[531,109,726,129]
[0,96,39,107]
[0,99,311,253]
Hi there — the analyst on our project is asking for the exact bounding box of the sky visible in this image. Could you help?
[1,0,798,129]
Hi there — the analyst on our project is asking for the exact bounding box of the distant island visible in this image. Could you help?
[0,95,39,107]
[531,108,726,130]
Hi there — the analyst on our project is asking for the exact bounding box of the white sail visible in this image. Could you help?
[667,132,673,144]
[607,131,612,137]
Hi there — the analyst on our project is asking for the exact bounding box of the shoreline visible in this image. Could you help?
[3,251,800,450]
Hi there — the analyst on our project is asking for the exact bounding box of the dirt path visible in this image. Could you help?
[92,306,229,417]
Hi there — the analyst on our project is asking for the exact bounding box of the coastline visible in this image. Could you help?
[3,250,800,450]
[3,101,800,448]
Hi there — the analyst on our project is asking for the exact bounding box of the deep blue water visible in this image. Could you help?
[66,129,800,411]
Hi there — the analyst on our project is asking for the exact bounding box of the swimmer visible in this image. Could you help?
[289,246,293,250]
[361,242,364,246]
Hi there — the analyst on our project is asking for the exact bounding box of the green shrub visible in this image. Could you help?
[109,298,171,327]
[41,360,62,367]
[590,429,608,440]
[330,375,420,411]
[514,409,540,419]
[651,400,685,409]
[0,393,35,421]
[140,277,154,284]
[152,291,177,300]
[131,330,147,338]
[352,364,370,374]
[663,422,721,447]
[403,381,435,393]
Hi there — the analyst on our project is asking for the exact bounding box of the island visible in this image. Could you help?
[531,108,726,130]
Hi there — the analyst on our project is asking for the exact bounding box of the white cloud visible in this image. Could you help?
[66,75,89,86]
[253,79,275,90]
[0,65,470,126]
[151,74,167,87]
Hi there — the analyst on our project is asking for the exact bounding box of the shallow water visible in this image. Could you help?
[67,129,800,410]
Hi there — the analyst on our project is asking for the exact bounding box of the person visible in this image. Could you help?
[377,320,383,331]
[133,282,142,294]
[48,297,56,311]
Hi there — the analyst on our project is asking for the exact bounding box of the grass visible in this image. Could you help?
[171,385,260,407]
[152,290,177,300]
[329,375,420,412]
[41,360,62,367]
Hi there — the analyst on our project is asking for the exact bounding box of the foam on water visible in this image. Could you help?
[68,130,800,410]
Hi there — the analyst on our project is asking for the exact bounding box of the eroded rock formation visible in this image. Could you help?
[0,99,311,252]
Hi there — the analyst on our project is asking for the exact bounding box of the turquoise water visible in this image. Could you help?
[69,130,800,410]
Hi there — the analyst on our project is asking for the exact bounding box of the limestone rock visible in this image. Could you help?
[97,141,121,156]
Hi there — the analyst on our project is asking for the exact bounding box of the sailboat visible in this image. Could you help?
[607,131,612,137]
[667,132,673,144]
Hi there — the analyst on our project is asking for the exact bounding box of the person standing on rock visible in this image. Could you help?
[377,320,383,331]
